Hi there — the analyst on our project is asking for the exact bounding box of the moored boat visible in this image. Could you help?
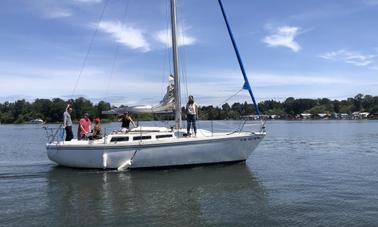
[31,118,44,124]
[46,0,266,170]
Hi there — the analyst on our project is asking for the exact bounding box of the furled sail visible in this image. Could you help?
[102,75,175,114]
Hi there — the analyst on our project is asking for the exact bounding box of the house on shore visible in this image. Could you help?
[316,113,332,119]
[352,112,370,119]
[300,113,312,119]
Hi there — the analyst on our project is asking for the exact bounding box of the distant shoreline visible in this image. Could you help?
[1,119,378,126]
[0,94,377,124]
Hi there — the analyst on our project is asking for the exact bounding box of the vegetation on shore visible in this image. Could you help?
[0,94,377,124]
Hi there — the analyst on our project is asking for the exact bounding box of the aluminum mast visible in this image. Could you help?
[170,0,182,129]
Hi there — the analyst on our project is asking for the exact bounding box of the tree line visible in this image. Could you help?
[0,98,111,124]
[201,94,378,120]
[0,94,377,124]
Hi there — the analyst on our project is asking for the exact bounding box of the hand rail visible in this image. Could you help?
[44,124,64,143]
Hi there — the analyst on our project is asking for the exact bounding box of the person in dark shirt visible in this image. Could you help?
[120,112,136,132]
[93,118,102,139]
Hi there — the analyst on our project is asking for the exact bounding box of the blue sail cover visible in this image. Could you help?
[218,0,261,116]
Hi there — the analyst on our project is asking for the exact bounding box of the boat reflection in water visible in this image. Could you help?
[46,163,268,226]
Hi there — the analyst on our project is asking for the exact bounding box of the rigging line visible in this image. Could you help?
[71,0,110,100]
[165,0,172,74]
[156,0,172,100]
[195,87,243,136]
[179,20,189,100]
[103,0,131,103]
[175,4,189,99]
[197,87,243,132]
[217,86,244,107]
[160,0,171,98]
[239,119,247,132]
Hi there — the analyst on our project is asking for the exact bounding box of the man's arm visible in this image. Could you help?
[63,113,67,128]
[129,116,137,127]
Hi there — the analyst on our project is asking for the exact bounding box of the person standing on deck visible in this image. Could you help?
[78,113,91,140]
[186,95,198,136]
[63,105,73,141]
[120,112,136,132]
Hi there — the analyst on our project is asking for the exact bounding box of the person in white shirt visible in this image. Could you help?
[186,95,198,136]
[63,104,73,141]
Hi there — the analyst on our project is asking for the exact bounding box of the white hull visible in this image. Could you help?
[46,128,265,169]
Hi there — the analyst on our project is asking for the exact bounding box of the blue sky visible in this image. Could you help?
[0,0,377,105]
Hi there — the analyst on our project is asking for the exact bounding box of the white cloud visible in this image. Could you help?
[98,21,150,52]
[45,9,72,18]
[30,0,102,19]
[263,26,301,52]
[1,59,377,105]
[195,70,372,88]
[155,29,196,47]
[179,68,378,104]
[0,65,162,104]
[319,49,376,66]
[26,1,74,19]
[251,72,362,86]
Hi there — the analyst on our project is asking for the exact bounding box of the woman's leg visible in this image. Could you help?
[187,114,191,134]
[192,116,197,135]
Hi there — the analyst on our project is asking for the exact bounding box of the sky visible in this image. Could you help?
[0,0,377,106]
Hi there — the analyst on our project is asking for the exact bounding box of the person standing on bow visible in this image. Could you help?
[120,112,136,132]
[186,95,198,137]
[78,113,91,140]
[63,104,73,141]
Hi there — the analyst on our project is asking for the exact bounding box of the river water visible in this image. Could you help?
[0,120,377,226]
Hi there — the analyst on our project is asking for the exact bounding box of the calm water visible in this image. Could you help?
[0,120,377,226]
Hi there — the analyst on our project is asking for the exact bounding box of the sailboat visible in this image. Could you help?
[46,0,266,170]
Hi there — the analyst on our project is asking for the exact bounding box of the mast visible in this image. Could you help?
[170,0,182,129]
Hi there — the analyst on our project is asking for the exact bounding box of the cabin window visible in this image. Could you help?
[133,136,152,141]
[110,137,129,142]
[156,134,173,139]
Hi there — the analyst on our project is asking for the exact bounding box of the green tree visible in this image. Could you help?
[352,94,363,112]
[95,101,111,119]
[72,97,95,120]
